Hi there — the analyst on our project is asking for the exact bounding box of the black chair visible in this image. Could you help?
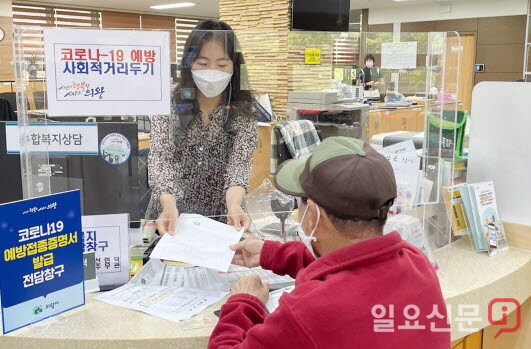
[0,98,17,121]
[0,92,30,112]
[33,91,46,110]
[0,93,17,111]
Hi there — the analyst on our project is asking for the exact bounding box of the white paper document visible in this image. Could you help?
[131,259,294,291]
[95,283,227,323]
[266,285,295,313]
[379,152,421,206]
[150,214,244,272]
[381,41,418,70]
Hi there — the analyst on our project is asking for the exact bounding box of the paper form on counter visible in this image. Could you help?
[94,283,227,323]
[149,214,244,272]
[266,285,295,313]
[130,259,294,291]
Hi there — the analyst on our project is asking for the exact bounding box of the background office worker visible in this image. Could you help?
[356,54,385,91]
[146,20,257,235]
[209,137,449,348]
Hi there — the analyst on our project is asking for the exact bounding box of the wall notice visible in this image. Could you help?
[381,41,418,70]
[44,29,171,117]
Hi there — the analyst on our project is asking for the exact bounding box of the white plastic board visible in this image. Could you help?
[467,82,531,226]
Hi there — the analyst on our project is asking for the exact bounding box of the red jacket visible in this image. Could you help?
[208,232,450,348]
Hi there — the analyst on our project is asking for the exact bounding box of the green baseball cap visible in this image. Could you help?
[274,137,397,220]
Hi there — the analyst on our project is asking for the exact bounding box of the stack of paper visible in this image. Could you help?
[266,286,295,313]
[130,259,294,292]
[95,284,227,323]
[457,181,509,256]
[96,213,294,324]
[149,214,244,272]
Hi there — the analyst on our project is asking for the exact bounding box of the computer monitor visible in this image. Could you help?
[291,0,350,32]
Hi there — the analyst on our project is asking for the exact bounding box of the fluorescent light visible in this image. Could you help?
[150,2,196,10]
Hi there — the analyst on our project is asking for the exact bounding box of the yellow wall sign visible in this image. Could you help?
[305,48,321,65]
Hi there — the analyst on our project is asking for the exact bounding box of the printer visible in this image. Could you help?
[287,89,370,142]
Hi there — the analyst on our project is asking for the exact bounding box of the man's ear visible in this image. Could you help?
[305,199,329,236]
[305,199,317,224]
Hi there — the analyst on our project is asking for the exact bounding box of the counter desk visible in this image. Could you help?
[367,101,466,141]
[368,104,426,140]
[3,234,530,348]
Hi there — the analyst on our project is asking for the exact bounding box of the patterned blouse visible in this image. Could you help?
[146,103,258,223]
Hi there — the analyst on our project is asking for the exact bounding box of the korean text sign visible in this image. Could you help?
[0,191,85,334]
[44,29,171,116]
[5,122,99,155]
[82,214,129,288]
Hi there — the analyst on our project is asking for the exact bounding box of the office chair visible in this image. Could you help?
[0,92,30,112]
[0,98,17,121]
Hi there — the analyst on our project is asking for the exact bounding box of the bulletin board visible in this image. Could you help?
[381,41,417,70]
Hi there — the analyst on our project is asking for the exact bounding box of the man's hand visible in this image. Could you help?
[230,238,264,268]
[230,274,269,304]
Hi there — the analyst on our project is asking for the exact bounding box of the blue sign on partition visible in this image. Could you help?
[0,190,85,334]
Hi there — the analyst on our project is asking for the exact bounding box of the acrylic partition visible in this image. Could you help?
[7,26,462,289]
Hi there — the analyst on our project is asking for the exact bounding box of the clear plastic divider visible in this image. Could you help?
[6,27,462,284]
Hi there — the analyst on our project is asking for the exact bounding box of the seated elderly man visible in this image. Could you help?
[208,137,449,348]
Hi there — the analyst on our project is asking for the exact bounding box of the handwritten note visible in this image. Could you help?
[380,152,421,206]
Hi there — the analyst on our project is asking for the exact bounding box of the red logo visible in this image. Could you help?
[488,298,521,339]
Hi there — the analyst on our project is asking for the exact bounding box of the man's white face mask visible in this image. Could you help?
[296,198,321,259]
[192,69,232,98]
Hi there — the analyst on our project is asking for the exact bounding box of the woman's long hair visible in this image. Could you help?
[173,20,255,129]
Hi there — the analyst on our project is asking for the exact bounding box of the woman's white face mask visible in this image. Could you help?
[192,69,232,98]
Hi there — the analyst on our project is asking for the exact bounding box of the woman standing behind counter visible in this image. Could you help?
[146,20,258,235]
[355,54,385,91]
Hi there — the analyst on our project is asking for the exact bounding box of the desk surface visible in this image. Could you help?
[4,237,531,347]
[435,237,531,340]
[370,103,424,111]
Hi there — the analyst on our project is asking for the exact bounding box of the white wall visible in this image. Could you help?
[0,0,12,17]
[369,0,528,25]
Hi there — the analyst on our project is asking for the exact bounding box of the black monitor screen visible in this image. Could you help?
[291,0,350,32]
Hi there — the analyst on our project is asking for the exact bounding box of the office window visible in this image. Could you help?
[333,37,358,66]
[175,18,202,63]
[13,3,101,79]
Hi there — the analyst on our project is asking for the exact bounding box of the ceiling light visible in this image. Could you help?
[150,2,196,10]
